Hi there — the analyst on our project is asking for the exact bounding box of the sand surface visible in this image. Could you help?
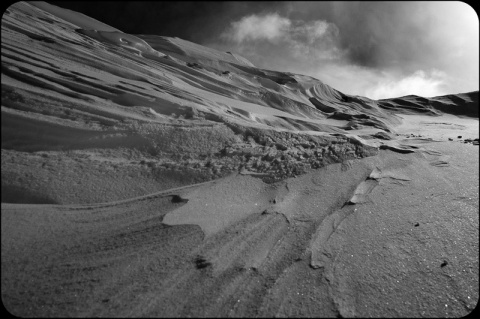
[1,2,478,317]
[2,140,478,317]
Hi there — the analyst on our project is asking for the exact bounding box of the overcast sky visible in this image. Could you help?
[49,1,479,99]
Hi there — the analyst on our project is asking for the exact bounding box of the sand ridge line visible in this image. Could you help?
[309,167,381,270]
[59,178,219,210]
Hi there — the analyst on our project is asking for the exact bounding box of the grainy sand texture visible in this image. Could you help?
[1,2,478,317]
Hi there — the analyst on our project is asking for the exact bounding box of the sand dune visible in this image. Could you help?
[378,92,479,117]
[1,2,478,317]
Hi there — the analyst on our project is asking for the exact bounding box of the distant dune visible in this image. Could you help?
[1,2,478,317]
[378,92,479,117]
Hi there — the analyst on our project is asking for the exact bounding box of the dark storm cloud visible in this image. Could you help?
[46,1,414,68]
[275,1,477,73]
[47,1,287,42]
[46,1,478,98]
[208,1,478,98]
[49,2,452,69]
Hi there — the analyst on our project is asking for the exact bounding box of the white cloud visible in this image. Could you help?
[220,13,343,64]
[365,69,448,99]
[294,20,330,44]
[307,65,451,100]
[222,13,291,42]
[222,13,338,48]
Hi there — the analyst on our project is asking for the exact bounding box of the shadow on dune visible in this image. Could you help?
[1,184,58,204]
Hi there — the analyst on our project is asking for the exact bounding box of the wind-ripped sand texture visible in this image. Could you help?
[1,2,478,317]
